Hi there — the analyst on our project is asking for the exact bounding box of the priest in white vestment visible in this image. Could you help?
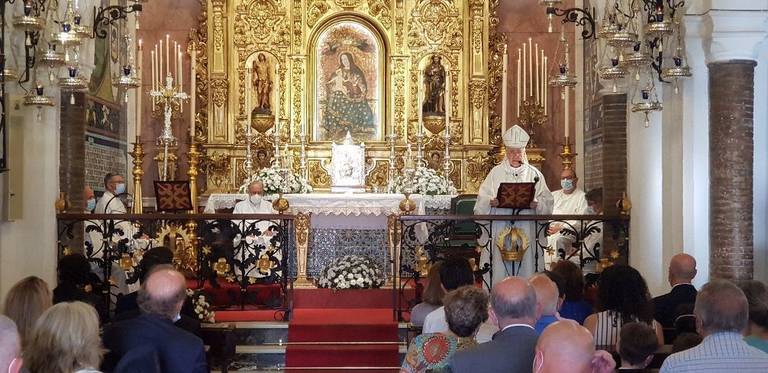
[474,125,553,286]
[232,180,278,276]
[545,168,589,268]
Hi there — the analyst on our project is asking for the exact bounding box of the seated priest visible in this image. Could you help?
[474,125,553,286]
[544,168,589,269]
[232,180,278,277]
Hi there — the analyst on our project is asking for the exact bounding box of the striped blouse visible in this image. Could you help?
[592,310,658,349]
[660,332,768,372]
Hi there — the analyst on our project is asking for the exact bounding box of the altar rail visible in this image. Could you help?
[56,213,295,321]
[392,214,630,322]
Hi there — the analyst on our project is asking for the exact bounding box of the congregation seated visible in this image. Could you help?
[532,320,615,373]
[529,274,561,333]
[448,277,539,373]
[653,253,697,340]
[53,254,106,321]
[2,276,52,346]
[660,280,768,372]
[401,285,488,372]
[0,315,22,373]
[113,247,200,337]
[584,265,664,350]
[24,301,104,373]
[617,322,660,372]
[409,262,444,328]
[739,280,768,353]
[550,260,593,324]
[102,267,208,373]
[422,257,497,342]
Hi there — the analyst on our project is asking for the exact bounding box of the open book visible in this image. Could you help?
[495,182,536,209]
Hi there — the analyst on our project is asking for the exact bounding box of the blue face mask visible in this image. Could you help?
[86,198,96,211]
[561,179,574,191]
[115,183,126,195]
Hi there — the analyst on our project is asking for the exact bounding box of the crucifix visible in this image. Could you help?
[151,74,189,181]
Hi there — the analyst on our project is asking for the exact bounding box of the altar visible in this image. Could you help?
[204,193,451,282]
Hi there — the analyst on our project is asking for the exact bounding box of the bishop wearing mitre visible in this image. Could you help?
[474,125,553,285]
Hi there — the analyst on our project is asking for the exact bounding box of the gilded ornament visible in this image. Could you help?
[210,78,228,107]
[365,160,389,187]
[308,160,330,187]
[367,0,391,28]
[307,0,330,27]
[214,257,230,277]
[469,79,487,110]
[496,227,529,262]
[334,0,362,8]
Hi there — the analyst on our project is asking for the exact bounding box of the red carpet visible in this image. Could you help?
[285,308,400,370]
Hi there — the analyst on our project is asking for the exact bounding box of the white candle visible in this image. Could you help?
[165,35,170,79]
[501,44,508,129]
[564,87,570,138]
[535,43,539,104]
[158,40,163,82]
[522,43,527,99]
[190,48,196,139]
[173,41,178,79]
[178,47,183,91]
[445,71,451,129]
[418,69,423,136]
[528,38,533,98]
[543,56,548,115]
[137,40,143,138]
[246,67,251,117]
[275,63,280,118]
[151,49,156,109]
[516,49,521,117]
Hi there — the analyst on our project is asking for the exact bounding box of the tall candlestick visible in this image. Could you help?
[165,34,170,79]
[535,43,539,103]
[564,87,570,138]
[516,49,521,117]
[501,44,508,129]
[190,48,196,139]
[522,43,527,99]
[528,37,533,98]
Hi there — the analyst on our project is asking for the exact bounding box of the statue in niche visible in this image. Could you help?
[252,53,273,115]
[423,55,446,115]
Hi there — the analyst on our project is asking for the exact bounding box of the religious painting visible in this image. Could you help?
[245,51,278,131]
[313,19,385,143]
[422,55,447,116]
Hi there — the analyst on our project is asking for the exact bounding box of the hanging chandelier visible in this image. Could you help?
[540,0,693,127]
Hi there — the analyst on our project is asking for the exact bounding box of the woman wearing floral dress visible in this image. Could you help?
[401,286,489,372]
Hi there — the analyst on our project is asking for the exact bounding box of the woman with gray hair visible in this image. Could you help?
[401,286,489,372]
[23,301,104,373]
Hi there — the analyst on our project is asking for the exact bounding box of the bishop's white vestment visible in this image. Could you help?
[232,198,278,276]
[545,188,589,268]
[474,160,553,286]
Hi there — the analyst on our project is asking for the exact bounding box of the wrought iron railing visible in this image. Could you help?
[56,213,294,321]
[393,214,630,322]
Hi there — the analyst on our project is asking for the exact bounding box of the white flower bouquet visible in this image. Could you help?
[186,288,215,323]
[238,167,313,195]
[317,255,386,290]
[389,166,457,196]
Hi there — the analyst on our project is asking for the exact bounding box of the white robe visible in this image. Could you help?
[88,190,137,295]
[474,161,553,285]
[545,188,589,268]
[232,199,278,277]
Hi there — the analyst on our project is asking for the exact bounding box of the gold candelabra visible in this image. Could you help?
[559,136,577,170]
[187,142,201,213]
[130,139,145,214]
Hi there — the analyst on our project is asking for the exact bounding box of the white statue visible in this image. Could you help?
[329,131,366,193]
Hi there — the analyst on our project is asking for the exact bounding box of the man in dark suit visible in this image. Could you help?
[449,276,540,373]
[102,267,209,373]
[653,253,698,329]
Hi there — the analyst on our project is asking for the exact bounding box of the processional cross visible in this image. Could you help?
[151,75,189,181]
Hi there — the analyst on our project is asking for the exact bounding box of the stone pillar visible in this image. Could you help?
[708,60,756,280]
[60,92,87,211]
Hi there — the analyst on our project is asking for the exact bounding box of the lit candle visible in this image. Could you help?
[190,47,196,139]
[516,49,521,117]
[535,43,539,104]
[501,44,508,129]
[528,38,533,98]
[522,43,527,100]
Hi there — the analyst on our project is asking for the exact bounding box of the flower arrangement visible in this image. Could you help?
[238,167,313,195]
[389,166,457,196]
[186,288,215,323]
[317,255,386,290]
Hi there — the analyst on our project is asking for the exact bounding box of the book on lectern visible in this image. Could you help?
[495,182,536,209]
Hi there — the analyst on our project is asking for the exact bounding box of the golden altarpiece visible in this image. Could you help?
[189,0,509,194]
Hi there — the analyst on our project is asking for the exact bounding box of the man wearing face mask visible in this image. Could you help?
[544,168,589,269]
[84,185,96,212]
[96,173,128,214]
[232,180,278,276]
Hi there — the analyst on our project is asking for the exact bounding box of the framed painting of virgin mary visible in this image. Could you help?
[312,18,385,143]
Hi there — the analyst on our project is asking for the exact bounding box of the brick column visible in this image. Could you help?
[709,60,756,280]
[60,92,87,211]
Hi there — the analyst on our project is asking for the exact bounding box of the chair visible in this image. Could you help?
[444,194,479,262]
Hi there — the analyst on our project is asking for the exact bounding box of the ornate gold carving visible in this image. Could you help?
[393,57,407,140]
[307,0,330,27]
[292,0,303,47]
[334,0,361,8]
[191,2,210,143]
[294,212,312,287]
[291,57,304,137]
[487,0,505,146]
[469,79,487,111]
[470,0,484,54]
[234,0,287,47]
[308,160,330,187]
[201,151,232,194]
[408,0,460,48]
[518,99,547,147]
[251,115,275,133]
[210,78,228,107]
[466,150,496,192]
[368,0,391,28]
[365,160,389,187]
[212,0,225,52]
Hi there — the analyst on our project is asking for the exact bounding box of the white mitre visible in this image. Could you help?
[503,125,530,148]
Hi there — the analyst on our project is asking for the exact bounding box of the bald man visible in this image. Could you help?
[661,280,768,372]
[0,316,22,373]
[449,277,540,373]
[533,320,616,373]
[102,267,208,373]
[530,274,561,334]
[653,253,698,329]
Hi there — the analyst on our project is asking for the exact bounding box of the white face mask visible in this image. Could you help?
[249,194,263,205]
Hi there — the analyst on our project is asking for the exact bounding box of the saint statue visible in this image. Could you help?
[322,52,375,141]
[423,55,446,115]
[252,53,272,114]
